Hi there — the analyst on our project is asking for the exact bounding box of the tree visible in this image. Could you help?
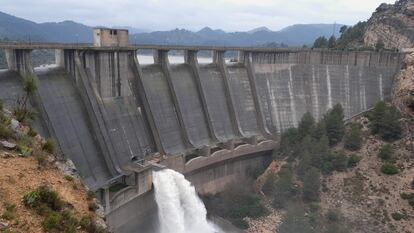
[328,36,337,48]
[344,123,362,151]
[303,167,321,202]
[378,144,393,161]
[278,204,316,233]
[313,36,328,48]
[298,112,315,139]
[324,104,345,146]
[366,101,402,141]
[339,26,348,34]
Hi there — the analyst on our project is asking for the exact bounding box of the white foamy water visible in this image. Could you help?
[326,65,333,110]
[153,169,219,233]
[138,55,213,65]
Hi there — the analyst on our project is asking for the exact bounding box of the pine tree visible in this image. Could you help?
[324,104,345,146]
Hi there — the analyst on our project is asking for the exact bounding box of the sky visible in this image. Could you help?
[1,0,396,32]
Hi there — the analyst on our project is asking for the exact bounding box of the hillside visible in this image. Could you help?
[363,0,414,49]
[0,102,106,232]
[0,10,343,46]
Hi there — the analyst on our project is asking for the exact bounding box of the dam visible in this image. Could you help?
[0,29,404,232]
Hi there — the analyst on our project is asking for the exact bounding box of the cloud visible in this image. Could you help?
[1,0,395,31]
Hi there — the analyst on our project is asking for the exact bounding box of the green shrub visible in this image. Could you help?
[378,144,393,161]
[80,215,107,233]
[2,203,16,220]
[348,154,362,167]
[0,99,3,111]
[0,124,12,139]
[42,138,56,154]
[400,193,414,200]
[12,107,36,123]
[303,168,321,202]
[391,212,404,221]
[23,186,63,212]
[262,173,277,196]
[332,151,348,172]
[23,74,38,96]
[298,112,315,138]
[366,101,402,141]
[42,210,78,233]
[324,104,345,146]
[344,123,362,151]
[381,164,399,175]
[326,209,340,222]
[270,166,298,209]
[27,127,37,137]
[409,199,414,208]
[64,175,74,182]
[230,218,249,229]
[278,204,315,233]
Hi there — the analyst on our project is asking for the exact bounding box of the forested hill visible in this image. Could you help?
[0,10,343,46]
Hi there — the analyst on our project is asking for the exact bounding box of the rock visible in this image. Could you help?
[0,140,16,150]
[10,119,20,132]
[0,221,9,230]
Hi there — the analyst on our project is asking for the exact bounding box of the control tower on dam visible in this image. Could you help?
[0,28,404,232]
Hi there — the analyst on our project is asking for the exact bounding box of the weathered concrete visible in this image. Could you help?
[0,44,404,233]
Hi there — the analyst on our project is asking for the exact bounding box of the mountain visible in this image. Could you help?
[131,24,344,46]
[0,10,344,46]
[247,26,272,34]
[0,12,92,42]
[363,0,414,49]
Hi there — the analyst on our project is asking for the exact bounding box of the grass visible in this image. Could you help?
[42,138,56,154]
[2,203,17,220]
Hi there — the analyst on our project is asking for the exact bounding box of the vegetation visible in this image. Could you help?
[42,138,56,154]
[13,74,37,123]
[324,104,345,146]
[365,101,402,141]
[344,123,362,151]
[203,183,268,229]
[381,163,399,175]
[335,22,367,49]
[2,203,17,220]
[23,185,106,233]
[347,154,362,168]
[378,144,394,161]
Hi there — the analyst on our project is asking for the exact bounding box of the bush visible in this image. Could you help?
[378,144,393,161]
[27,127,37,137]
[12,107,36,123]
[80,215,108,233]
[278,204,315,233]
[64,175,74,182]
[298,112,315,138]
[42,210,78,233]
[391,212,404,221]
[23,186,63,212]
[348,154,362,168]
[324,104,345,146]
[42,138,56,154]
[326,209,340,222]
[2,203,16,220]
[303,168,321,202]
[344,123,362,151]
[0,99,3,111]
[0,124,12,139]
[271,166,298,209]
[331,151,348,172]
[366,101,402,141]
[381,164,399,175]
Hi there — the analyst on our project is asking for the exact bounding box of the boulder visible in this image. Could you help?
[0,140,16,150]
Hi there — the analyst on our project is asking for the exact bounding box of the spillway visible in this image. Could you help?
[153,169,219,233]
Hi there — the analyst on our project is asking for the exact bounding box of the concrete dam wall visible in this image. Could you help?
[0,45,403,232]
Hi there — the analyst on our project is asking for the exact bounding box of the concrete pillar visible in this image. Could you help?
[243,51,273,138]
[5,49,33,75]
[129,53,165,154]
[55,49,65,67]
[104,187,110,214]
[185,50,219,143]
[157,49,194,149]
[213,50,244,138]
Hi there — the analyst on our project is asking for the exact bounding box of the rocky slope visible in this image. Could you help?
[363,0,414,49]
[392,51,414,115]
[0,109,106,233]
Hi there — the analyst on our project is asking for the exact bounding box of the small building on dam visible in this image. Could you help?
[0,29,405,232]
